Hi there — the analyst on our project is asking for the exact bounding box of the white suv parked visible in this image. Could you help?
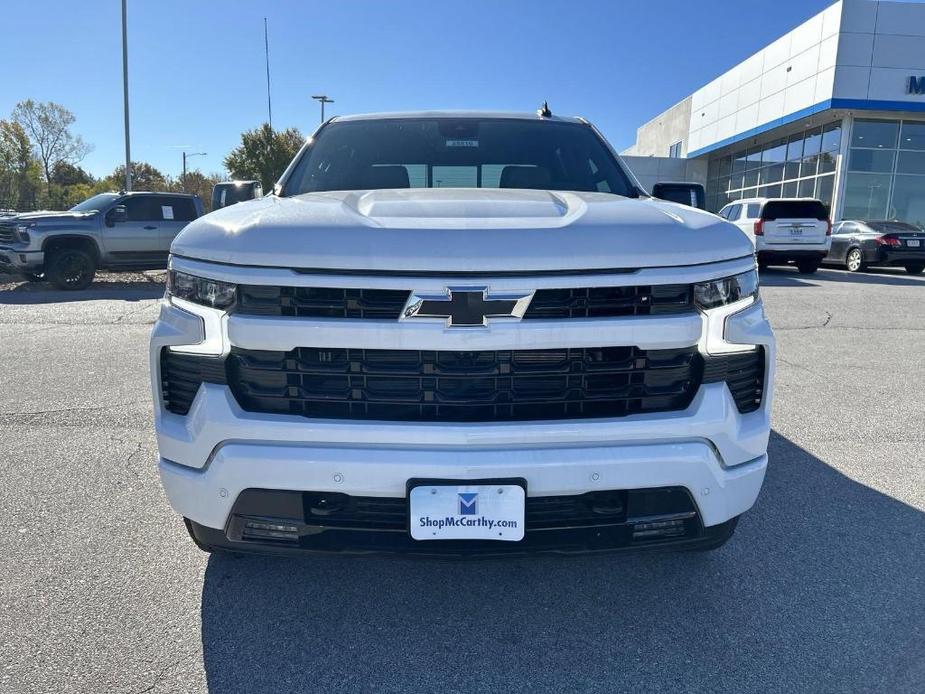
[719,198,831,273]
[150,111,775,557]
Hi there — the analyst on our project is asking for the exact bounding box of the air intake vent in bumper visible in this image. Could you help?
[160,349,227,415]
[702,348,765,414]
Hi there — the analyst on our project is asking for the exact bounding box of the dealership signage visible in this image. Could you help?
[908,76,925,94]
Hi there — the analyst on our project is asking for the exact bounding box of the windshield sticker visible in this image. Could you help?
[445,139,479,148]
[161,206,175,220]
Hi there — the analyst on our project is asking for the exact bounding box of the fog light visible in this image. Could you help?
[242,520,299,541]
[632,518,687,540]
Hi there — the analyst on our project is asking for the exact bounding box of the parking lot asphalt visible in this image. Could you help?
[0,267,923,694]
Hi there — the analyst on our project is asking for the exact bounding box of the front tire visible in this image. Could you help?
[796,259,820,274]
[905,262,924,275]
[46,248,96,290]
[845,248,865,273]
[20,272,43,282]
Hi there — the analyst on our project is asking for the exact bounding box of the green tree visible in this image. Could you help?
[173,169,225,211]
[102,161,170,192]
[52,182,97,209]
[50,161,94,188]
[0,119,41,211]
[11,100,92,191]
[223,123,304,192]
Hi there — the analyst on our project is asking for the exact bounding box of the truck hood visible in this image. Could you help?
[171,189,753,272]
[12,210,96,224]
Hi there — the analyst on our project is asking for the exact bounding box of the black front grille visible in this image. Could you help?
[160,349,227,415]
[525,284,692,318]
[234,284,694,320]
[0,224,16,244]
[225,345,702,422]
[702,348,765,414]
[237,285,411,318]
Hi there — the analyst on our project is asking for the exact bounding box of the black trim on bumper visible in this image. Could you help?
[757,250,826,263]
[184,487,738,557]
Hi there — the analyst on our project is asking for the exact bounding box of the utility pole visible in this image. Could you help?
[182,152,207,191]
[121,0,132,191]
[264,18,272,129]
[312,95,334,124]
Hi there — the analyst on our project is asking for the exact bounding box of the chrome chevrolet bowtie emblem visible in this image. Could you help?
[401,286,534,327]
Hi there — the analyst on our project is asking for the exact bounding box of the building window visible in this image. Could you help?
[705,121,841,213]
[668,141,682,158]
[843,118,925,225]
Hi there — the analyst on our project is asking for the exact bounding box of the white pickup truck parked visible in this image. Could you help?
[150,110,775,557]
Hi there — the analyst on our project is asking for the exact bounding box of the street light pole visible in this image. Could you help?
[182,152,207,191]
[264,18,272,130]
[311,95,334,124]
[121,0,132,191]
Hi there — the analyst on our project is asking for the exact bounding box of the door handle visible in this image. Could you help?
[143,225,157,230]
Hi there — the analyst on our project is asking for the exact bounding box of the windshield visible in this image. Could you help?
[69,193,120,213]
[282,118,637,197]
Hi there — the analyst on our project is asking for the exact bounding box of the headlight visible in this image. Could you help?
[167,269,236,309]
[693,270,758,310]
[15,224,33,244]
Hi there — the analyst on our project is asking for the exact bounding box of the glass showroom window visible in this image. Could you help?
[843,119,925,225]
[706,122,840,212]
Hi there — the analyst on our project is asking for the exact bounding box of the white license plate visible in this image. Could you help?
[409,483,525,541]
[908,239,921,247]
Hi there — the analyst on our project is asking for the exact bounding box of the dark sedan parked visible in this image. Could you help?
[826,220,925,274]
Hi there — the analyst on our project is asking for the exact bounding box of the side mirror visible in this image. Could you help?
[211,182,261,210]
[652,182,706,210]
[106,205,128,226]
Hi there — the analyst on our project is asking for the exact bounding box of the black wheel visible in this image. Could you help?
[905,262,924,275]
[20,272,43,282]
[845,247,865,273]
[796,259,820,274]
[46,248,96,290]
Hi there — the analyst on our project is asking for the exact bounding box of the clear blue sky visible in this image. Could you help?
[1,0,840,180]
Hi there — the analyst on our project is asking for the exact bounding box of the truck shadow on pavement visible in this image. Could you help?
[761,266,925,288]
[0,279,164,304]
[199,432,924,694]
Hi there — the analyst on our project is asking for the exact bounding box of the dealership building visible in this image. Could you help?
[623,0,925,224]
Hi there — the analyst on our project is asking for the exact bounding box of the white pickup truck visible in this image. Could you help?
[150,110,775,557]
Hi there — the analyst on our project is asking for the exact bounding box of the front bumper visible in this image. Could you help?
[151,288,774,553]
[0,247,44,272]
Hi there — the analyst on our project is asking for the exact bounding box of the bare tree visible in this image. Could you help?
[12,100,93,189]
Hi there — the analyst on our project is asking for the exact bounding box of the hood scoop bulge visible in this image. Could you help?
[347,188,582,228]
